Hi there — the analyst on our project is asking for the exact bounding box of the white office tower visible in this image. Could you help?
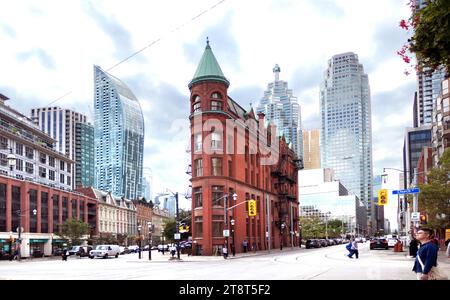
[320,52,374,232]
[256,64,303,159]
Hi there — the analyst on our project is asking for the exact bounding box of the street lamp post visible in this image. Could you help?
[147,221,152,261]
[230,218,236,256]
[175,192,180,259]
[137,224,142,259]
[161,228,165,255]
[280,222,285,250]
[15,208,37,261]
[223,193,237,257]
[298,224,302,248]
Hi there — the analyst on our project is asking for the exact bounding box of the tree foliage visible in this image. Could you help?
[299,216,346,239]
[400,0,450,73]
[162,209,192,242]
[410,0,450,72]
[58,219,91,246]
[418,148,450,234]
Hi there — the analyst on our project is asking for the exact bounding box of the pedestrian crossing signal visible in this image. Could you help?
[248,199,257,216]
[378,189,388,206]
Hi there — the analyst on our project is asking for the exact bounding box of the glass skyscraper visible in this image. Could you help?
[320,52,374,228]
[30,107,92,189]
[75,122,94,188]
[256,64,303,158]
[94,65,144,200]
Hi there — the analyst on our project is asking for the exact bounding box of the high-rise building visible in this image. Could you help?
[431,77,450,166]
[415,67,446,127]
[30,107,91,189]
[75,122,94,188]
[256,64,303,158]
[320,52,374,232]
[142,177,151,202]
[403,126,432,186]
[302,129,320,169]
[413,0,446,127]
[93,65,144,200]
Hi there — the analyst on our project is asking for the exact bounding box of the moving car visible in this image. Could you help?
[370,238,389,250]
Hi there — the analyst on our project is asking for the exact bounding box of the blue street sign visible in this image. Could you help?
[392,188,420,195]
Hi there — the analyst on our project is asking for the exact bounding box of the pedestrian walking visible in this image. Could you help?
[445,239,450,258]
[242,240,248,253]
[412,228,439,280]
[409,236,419,258]
[10,248,19,261]
[222,245,228,259]
[62,248,68,261]
[346,240,353,258]
[348,239,359,259]
[170,245,176,258]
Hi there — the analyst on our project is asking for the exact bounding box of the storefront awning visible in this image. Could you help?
[30,239,49,243]
[52,239,67,243]
[0,239,7,243]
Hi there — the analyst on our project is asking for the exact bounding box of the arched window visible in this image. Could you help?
[211,92,223,111]
[211,92,222,99]
[192,95,201,113]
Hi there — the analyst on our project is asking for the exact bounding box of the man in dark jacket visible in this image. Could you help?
[412,228,438,280]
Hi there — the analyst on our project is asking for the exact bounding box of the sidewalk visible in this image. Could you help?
[125,247,302,263]
[388,247,450,277]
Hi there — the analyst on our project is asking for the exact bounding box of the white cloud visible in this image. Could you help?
[0,0,416,224]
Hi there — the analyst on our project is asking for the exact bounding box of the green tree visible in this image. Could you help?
[162,209,192,242]
[299,216,324,239]
[58,219,90,246]
[400,0,450,73]
[418,148,450,237]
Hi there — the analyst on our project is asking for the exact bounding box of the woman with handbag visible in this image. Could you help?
[412,228,446,280]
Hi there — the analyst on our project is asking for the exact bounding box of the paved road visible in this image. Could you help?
[1,243,448,280]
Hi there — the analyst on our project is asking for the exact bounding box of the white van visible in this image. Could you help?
[89,245,120,259]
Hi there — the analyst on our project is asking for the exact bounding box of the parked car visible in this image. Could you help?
[157,244,169,252]
[68,245,93,257]
[89,245,120,259]
[306,239,320,249]
[119,246,129,255]
[128,245,140,253]
[370,238,389,250]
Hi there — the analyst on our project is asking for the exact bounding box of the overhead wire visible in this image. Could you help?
[44,0,228,108]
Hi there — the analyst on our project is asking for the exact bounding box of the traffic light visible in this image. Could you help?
[378,189,388,205]
[248,199,257,216]
[420,213,427,225]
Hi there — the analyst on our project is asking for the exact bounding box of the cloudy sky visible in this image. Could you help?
[0,0,415,214]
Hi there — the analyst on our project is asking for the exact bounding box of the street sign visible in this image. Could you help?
[174,233,181,240]
[392,188,420,195]
[411,212,420,222]
[223,230,230,237]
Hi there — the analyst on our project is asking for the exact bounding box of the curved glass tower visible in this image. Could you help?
[256,64,303,158]
[94,65,144,200]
